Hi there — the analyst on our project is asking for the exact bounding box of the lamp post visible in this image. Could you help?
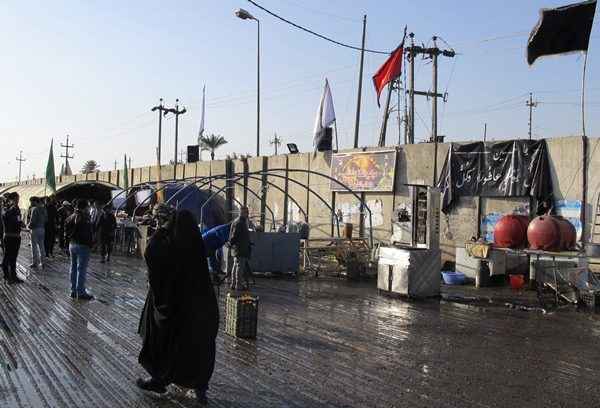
[235,8,260,157]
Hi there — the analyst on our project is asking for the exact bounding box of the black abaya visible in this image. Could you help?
[138,226,219,389]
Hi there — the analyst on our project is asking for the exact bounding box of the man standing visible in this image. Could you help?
[202,223,231,279]
[27,197,47,268]
[44,196,58,258]
[65,200,94,300]
[228,206,251,291]
[57,201,73,254]
[2,193,24,284]
[97,205,117,263]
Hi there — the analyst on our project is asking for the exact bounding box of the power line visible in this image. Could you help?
[246,0,391,54]
[278,0,361,23]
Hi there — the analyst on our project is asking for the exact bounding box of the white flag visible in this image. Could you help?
[313,78,336,147]
[198,85,206,142]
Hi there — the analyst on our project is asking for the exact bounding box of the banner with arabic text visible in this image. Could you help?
[439,140,552,213]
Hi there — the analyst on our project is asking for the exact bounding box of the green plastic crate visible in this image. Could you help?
[225,293,259,338]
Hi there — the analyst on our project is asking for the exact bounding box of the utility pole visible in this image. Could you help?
[353,15,367,149]
[432,36,440,185]
[405,34,455,185]
[151,98,168,166]
[16,151,26,183]
[166,99,187,165]
[483,123,488,142]
[60,135,74,175]
[270,132,282,155]
[128,157,132,170]
[403,91,409,145]
[408,33,416,144]
[526,93,538,140]
[114,160,117,170]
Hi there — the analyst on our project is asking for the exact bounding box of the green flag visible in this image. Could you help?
[45,139,56,194]
[123,154,129,190]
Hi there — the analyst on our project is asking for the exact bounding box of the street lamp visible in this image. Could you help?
[235,8,261,157]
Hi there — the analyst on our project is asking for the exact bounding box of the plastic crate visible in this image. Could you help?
[579,289,600,311]
[225,293,259,339]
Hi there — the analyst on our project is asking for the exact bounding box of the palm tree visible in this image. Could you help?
[81,160,99,174]
[199,134,228,161]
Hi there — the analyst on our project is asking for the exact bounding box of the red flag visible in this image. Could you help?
[372,45,404,107]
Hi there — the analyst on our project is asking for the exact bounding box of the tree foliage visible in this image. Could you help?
[199,134,228,161]
[81,160,99,174]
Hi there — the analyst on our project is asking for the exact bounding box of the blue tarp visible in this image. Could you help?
[163,183,226,228]
[202,224,231,252]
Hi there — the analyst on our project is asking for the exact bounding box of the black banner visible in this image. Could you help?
[439,140,553,213]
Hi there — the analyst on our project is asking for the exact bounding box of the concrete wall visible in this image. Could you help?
[2,135,595,263]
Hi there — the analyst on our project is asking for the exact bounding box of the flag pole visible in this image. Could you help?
[333,120,339,152]
[582,51,588,137]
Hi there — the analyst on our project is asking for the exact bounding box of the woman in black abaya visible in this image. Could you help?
[137,206,219,406]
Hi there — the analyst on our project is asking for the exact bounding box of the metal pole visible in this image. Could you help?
[334,121,339,151]
[408,33,415,144]
[378,82,394,147]
[353,15,367,148]
[484,123,487,142]
[432,36,439,186]
[528,93,533,140]
[174,99,179,165]
[397,80,403,145]
[158,98,163,165]
[582,52,588,137]
[257,19,261,157]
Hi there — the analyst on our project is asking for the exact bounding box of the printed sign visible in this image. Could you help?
[330,151,396,192]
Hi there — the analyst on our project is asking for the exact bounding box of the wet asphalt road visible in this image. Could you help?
[1,245,600,407]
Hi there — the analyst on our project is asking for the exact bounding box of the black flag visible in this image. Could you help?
[527,0,596,65]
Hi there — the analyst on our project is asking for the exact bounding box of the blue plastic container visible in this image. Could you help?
[442,271,466,285]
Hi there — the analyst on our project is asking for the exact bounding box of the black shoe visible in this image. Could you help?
[195,389,208,406]
[136,378,167,395]
[77,293,94,301]
[8,277,24,285]
[70,292,76,299]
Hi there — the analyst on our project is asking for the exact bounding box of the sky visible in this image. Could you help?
[1,0,599,182]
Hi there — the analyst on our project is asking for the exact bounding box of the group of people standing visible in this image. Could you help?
[1,194,118,299]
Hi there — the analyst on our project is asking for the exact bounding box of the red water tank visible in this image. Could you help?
[493,215,530,248]
[556,217,577,250]
[527,216,576,251]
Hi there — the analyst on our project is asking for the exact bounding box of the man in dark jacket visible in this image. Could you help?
[228,206,251,291]
[44,196,58,258]
[65,200,94,300]
[137,206,219,406]
[2,193,24,284]
[57,201,73,254]
[97,205,117,263]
